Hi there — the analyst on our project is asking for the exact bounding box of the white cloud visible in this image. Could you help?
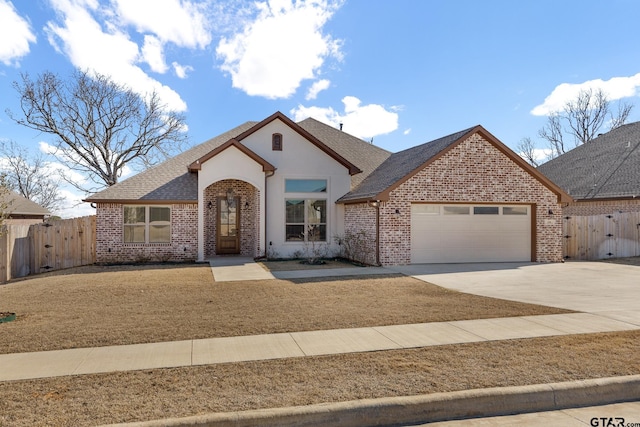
[141,35,167,73]
[172,61,193,79]
[113,0,211,48]
[56,187,96,218]
[38,141,88,184]
[216,0,343,99]
[0,0,37,66]
[306,79,330,100]
[291,96,399,139]
[45,0,188,111]
[403,128,411,135]
[532,73,640,116]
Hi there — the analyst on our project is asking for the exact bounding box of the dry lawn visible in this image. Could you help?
[0,261,638,426]
[0,331,639,426]
[0,264,570,354]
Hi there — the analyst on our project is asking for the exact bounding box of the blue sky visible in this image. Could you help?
[2,0,640,217]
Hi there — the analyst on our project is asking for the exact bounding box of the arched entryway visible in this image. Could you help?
[203,179,260,257]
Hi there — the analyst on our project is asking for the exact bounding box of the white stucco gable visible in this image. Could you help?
[188,112,361,260]
[192,142,274,261]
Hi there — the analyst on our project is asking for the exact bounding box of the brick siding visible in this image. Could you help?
[345,134,563,266]
[95,202,198,263]
[343,203,378,265]
[563,199,640,216]
[203,179,260,257]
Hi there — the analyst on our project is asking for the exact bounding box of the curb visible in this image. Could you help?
[103,375,640,427]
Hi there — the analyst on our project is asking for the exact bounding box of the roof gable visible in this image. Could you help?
[339,125,571,204]
[188,139,276,172]
[234,111,362,176]
[537,121,640,200]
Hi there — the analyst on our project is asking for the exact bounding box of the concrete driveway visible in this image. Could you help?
[389,261,640,325]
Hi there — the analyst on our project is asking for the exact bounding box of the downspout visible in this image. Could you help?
[264,170,275,258]
[368,200,381,266]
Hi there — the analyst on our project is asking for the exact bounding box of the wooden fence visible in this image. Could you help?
[563,212,640,260]
[0,216,96,283]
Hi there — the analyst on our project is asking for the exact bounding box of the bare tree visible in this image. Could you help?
[516,137,540,167]
[564,88,609,146]
[7,70,188,193]
[609,102,633,131]
[538,114,565,158]
[0,140,63,212]
[538,88,634,158]
[0,174,10,234]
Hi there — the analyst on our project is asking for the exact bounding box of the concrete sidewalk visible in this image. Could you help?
[4,259,640,426]
[2,259,639,382]
[209,256,276,281]
[208,256,392,281]
[1,311,637,382]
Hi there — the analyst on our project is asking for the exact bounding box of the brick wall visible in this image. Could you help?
[345,133,563,266]
[564,199,640,216]
[343,203,378,265]
[96,202,198,263]
[203,179,260,257]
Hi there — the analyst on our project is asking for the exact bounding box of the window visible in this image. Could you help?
[474,206,499,215]
[285,179,327,193]
[123,206,171,243]
[443,206,470,215]
[285,199,327,241]
[503,206,528,215]
[272,133,282,151]
[413,204,440,215]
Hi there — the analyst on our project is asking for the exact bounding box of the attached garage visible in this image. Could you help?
[411,204,532,263]
[339,125,572,265]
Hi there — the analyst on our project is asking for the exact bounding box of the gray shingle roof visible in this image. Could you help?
[338,126,477,202]
[85,117,390,202]
[2,190,50,216]
[85,121,258,202]
[537,121,640,199]
[296,118,391,188]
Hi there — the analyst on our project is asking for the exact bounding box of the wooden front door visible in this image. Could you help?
[217,197,240,254]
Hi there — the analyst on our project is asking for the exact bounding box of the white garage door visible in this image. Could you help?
[411,204,531,263]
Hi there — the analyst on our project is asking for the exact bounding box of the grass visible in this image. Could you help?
[0,261,637,426]
[0,263,571,354]
[1,331,639,426]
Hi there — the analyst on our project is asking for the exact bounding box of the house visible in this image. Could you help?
[85,111,570,265]
[1,190,50,225]
[537,121,640,216]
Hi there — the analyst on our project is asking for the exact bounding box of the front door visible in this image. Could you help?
[217,196,240,254]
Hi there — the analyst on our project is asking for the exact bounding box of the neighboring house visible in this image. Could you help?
[1,190,50,225]
[85,111,570,265]
[537,121,640,216]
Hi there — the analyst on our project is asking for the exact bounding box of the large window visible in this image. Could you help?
[285,179,327,193]
[285,199,327,241]
[123,206,171,243]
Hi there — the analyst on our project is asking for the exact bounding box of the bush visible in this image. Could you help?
[334,230,372,265]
